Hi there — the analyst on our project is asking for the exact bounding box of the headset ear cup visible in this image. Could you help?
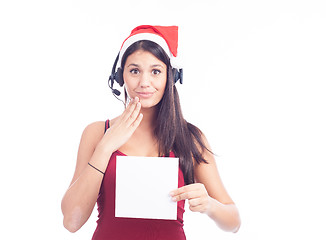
[116,68,124,86]
[172,68,183,84]
[172,68,178,84]
[179,68,183,84]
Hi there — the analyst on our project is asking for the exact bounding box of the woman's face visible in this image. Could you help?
[123,50,167,109]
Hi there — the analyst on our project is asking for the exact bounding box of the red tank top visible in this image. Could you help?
[91,120,186,240]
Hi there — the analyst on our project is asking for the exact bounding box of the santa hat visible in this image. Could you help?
[116,25,180,69]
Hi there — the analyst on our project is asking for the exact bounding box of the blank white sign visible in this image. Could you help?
[115,155,179,220]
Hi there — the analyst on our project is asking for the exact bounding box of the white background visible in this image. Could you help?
[1,0,326,239]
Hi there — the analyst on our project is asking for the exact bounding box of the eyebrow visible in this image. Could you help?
[126,63,164,68]
[126,63,139,68]
[151,64,164,68]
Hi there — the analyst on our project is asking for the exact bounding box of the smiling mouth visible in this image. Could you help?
[136,92,155,98]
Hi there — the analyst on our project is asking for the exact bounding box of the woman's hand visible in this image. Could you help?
[170,183,212,214]
[98,97,143,153]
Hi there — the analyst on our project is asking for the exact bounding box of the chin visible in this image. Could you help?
[139,98,161,109]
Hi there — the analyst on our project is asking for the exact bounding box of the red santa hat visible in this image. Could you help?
[116,25,180,69]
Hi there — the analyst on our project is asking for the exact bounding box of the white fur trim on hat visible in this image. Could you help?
[116,33,179,70]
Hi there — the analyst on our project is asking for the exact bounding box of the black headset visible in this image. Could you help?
[108,53,183,97]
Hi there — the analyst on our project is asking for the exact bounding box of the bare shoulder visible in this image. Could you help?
[188,123,214,163]
[108,116,119,127]
[78,121,106,162]
[68,121,106,186]
[82,121,106,140]
[80,117,120,148]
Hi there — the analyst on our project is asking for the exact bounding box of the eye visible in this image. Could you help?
[152,69,161,75]
[130,68,140,74]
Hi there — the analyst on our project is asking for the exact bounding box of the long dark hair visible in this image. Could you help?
[121,40,209,185]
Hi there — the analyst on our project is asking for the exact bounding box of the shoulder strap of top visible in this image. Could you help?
[104,119,110,133]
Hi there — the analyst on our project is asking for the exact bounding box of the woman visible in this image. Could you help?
[61,25,241,239]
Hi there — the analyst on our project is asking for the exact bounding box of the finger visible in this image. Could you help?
[188,198,202,207]
[171,189,198,202]
[127,102,142,125]
[131,112,143,129]
[170,185,192,197]
[121,97,139,121]
[189,204,206,213]
[170,183,202,199]
[124,97,138,115]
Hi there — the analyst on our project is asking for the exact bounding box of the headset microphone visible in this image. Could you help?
[112,88,121,96]
[108,54,123,98]
[108,74,121,96]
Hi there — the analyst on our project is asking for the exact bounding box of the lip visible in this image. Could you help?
[136,92,155,98]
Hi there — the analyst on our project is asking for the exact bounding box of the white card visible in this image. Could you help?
[115,155,179,220]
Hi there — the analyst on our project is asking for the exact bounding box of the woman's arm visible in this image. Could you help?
[61,121,112,232]
[170,135,241,233]
[61,98,143,233]
[194,148,241,232]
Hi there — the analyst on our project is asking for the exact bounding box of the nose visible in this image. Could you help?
[139,73,151,88]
